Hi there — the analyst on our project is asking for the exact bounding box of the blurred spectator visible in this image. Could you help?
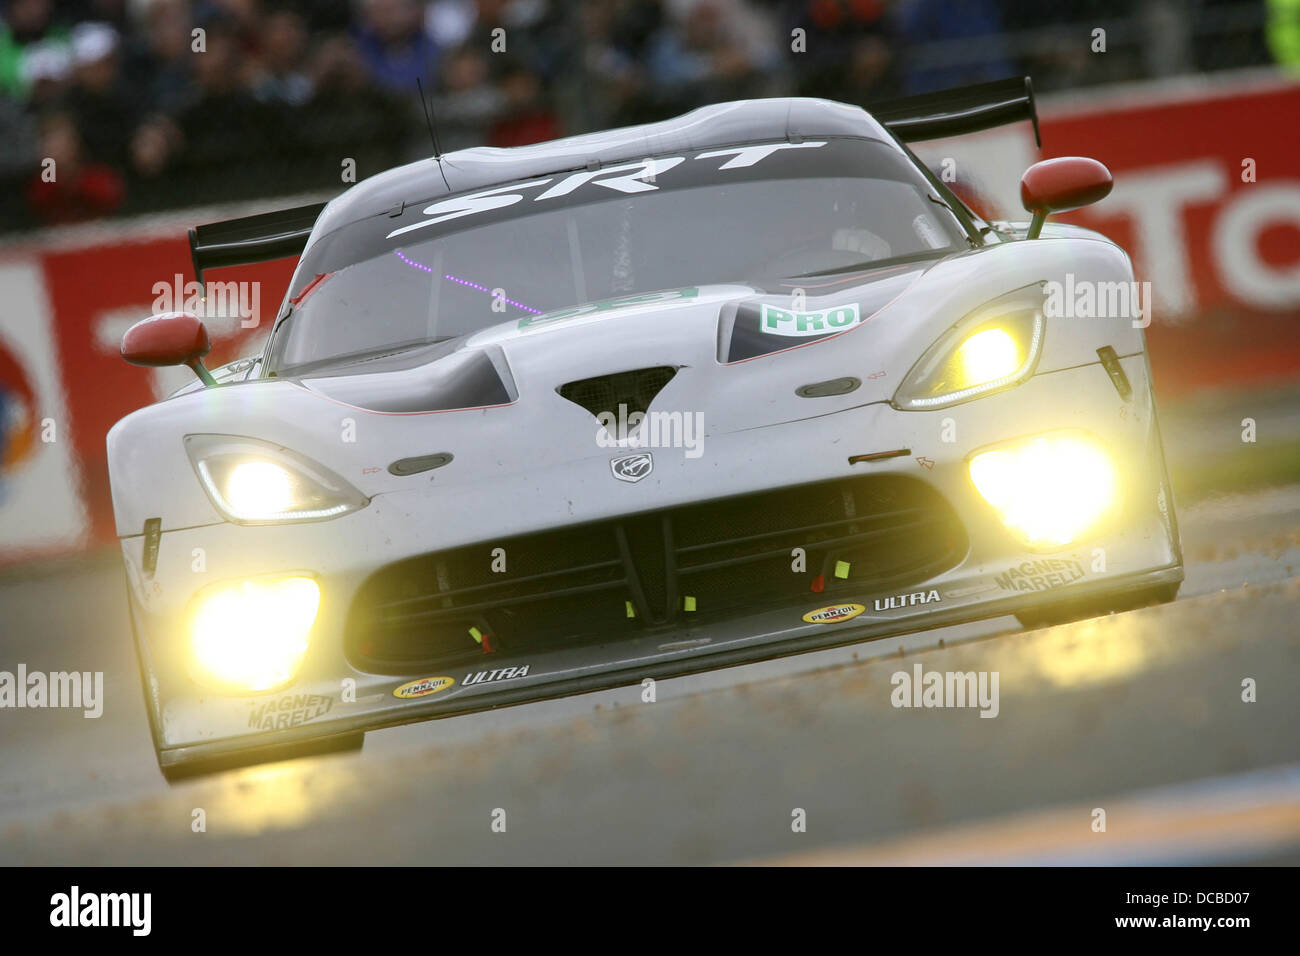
[150,16,285,205]
[607,0,663,60]
[456,0,559,79]
[487,58,559,146]
[0,91,39,226]
[645,0,782,113]
[555,0,644,131]
[129,113,180,180]
[0,0,1284,234]
[284,0,353,34]
[352,0,439,95]
[1194,0,1271,73]
[19,35,70,108]
[1268,0,1300,71]
[0,90,37,176]
[433,42,502,150]
[784,0,900,102]
[0,0,68,100]
[61,22,136,168]
[63,0,130,31]
[300,33,411,175]
[895,0,1014,94]
[121,0,195,114]
[252,6,313,105]
[26,110,124,224]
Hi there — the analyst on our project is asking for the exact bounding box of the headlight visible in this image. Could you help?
[185,434,367,524]
[893,287,1044,410]
[189,574,319,692]
[968,432,1118,549]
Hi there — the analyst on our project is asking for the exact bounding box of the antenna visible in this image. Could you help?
[416,76,451,192]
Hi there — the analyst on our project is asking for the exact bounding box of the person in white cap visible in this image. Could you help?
[64,22,135,168]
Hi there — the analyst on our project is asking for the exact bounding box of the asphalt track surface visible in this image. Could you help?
[0,480,1295,866]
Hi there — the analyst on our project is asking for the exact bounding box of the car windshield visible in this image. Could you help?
[269,143,966,374]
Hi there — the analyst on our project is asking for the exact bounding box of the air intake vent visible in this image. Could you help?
[559,367,677,422]
[345,474,967,675]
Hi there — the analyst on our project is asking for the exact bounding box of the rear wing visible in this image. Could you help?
[188,201,326,286]
[870,76,1041,148]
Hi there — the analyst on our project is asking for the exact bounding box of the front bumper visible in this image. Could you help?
[121,354,1182,769]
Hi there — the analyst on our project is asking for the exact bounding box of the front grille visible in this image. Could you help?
[345,475,967,675]
[558,366,677,424]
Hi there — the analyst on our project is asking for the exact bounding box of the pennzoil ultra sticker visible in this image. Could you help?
[392,676,456,699]
[802,603,866,624]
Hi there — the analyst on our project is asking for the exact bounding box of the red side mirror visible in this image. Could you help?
[121,312,216,386]
[1019,157,1113,238]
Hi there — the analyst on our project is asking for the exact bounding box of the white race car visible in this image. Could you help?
[108,79,1183,778]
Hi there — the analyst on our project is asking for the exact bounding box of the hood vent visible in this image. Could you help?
[559,367,677,423]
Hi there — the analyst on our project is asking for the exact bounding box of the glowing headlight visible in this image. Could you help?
[955,328,1022,384]
[189,575,319,692]
[894,287,1044,410]
[185,435,367,524]
[969,432,1118,549]
[225,461,294,516]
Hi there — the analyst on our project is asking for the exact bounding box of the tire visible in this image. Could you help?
[1015,581,1180,629]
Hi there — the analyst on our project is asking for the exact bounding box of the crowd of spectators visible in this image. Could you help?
[0,0,1279,232]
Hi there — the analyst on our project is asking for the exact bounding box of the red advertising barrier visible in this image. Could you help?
[1046,76,1300,396]
[2,74,1299,563]
[42,240,295,547]
[0,221,296,562]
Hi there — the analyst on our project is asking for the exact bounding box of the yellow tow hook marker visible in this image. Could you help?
[469,626,483,644]
[625,601,637,619]
[683,596,697,612]
[834,561,851,579]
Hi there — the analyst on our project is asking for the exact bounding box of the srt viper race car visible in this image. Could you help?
[108,78,1183,777]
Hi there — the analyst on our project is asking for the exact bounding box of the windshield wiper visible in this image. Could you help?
[929,193,982,248]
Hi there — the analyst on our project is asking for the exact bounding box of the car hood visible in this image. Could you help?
[295,260,934,420]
